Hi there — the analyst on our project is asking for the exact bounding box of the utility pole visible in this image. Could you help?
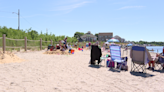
[46,28,48,33]
[12,9,20,30]
[18,9,20,30]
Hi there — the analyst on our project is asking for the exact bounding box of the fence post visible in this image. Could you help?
[51,39,53,45]
[3,34,6,53]
[40,38,42,50]
[24,37,27,51]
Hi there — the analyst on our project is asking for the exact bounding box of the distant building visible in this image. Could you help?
[114,35,126,43]
[120,38,125,43]
[113,35,121,42]
[98,33,113,41]
[80,31,97,42]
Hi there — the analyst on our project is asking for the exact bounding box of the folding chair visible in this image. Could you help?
[130,46,150,73]
[90,45,102,65]
[108,45,126,71]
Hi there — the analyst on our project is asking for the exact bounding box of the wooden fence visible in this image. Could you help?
[1,34,122,53]
[1,34,54,53]
[0,34,93,53]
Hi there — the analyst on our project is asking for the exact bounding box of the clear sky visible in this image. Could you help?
[0,0,163,42]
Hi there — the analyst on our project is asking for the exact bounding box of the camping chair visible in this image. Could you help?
[90,45,102,65]
[130,46,150,73]
[108,45,126,70]
[155,54,164,70]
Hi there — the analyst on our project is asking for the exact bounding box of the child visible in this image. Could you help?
[60,46,65,51]
[56,44,60,49]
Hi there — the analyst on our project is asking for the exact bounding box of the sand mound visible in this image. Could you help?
[0,51,23,64]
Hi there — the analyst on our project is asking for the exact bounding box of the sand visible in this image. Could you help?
[0,49,164,92]
[0,51,23,64]
[44,49,81,55]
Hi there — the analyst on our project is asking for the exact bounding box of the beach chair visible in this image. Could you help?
[108,45,127,70]
[130,46,151,73]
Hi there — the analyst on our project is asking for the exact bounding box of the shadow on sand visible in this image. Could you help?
[108,68,121,73]
[153,69,164,73]
[88,64,104,69]
[130,72,155,78]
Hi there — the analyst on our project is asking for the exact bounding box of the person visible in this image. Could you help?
[86,43,89,48]
[63,43,67,50]
[105,44,109,50]
[147,52,164,71]
[47,44,52,51]
[89,42,91,49]
[59,40,62,47]
[68,43,72,50]
[123,46,128,55]
[56,44,60,49]
[75,42,78,49]
[60,46,65,51]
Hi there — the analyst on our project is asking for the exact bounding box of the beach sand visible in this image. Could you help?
[0,49,164,92]
[0,51,24,64]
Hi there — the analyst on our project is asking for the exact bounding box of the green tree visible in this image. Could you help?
[95,33,98,40]
[74,32,84,39]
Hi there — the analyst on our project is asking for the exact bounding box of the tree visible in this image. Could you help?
[95,33,98,40]
[74,32,84,39]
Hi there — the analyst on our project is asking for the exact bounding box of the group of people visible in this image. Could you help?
[47,40,101,52]
[48,38,69,52]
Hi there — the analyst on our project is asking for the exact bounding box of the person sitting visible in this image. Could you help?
[47,44,52,51]
[60,46,65,51]
[50,45,56,51]
[56,44,60,49]
[105,44,109,50]
[147,52,164,71]
[67,44,71,50]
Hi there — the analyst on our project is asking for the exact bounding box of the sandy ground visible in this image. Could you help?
[0,51,24,64]
[0,49,164,92]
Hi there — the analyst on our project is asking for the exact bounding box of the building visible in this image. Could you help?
[113,35,126,43]
[120,38,125,43]
[80,31,97,42]
[98,33,113,41]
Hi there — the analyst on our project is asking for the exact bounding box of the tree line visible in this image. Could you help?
[132,41,164,46]
[0,26,99,42]
[0,26,78,43]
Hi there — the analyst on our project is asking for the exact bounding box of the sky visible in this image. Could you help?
[0,0,164,42]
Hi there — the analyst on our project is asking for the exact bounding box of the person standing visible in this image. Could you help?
[89,42,91,49]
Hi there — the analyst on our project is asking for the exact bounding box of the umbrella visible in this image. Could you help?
[127,43,133,46]
[107,38,119,42]
[105,42,109,44]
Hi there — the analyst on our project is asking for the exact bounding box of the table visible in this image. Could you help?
[100,57,111,67]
